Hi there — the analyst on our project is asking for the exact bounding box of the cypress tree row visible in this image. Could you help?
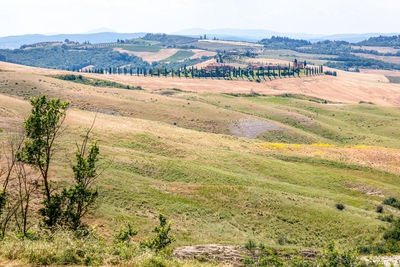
[75,62,328,82]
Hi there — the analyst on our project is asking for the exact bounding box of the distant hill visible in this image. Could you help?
[310,33,400,43]
[0,32,146,49]
[172,28,279,42]
[0,34,209,70]
[0,44,150,70]
[357,35,400,47]
[2,31,400,50]
[142,33,197,46]
[173,28,400,43]
[259,36,311,49]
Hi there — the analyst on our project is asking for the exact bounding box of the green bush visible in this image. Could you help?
[383,197,400,209]
[317,242,360,267]
[244,241,370,267]
[376,205,384,213]
[383,217,400,252]
[378,214,394,223]
[141,213,175,252]
[336,203,345,210]
[114,223,138,244]
[53,74,142,90]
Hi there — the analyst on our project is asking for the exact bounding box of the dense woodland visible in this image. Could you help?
[259,36,311,50]
[358,35,400,47]
[0,46,150,70]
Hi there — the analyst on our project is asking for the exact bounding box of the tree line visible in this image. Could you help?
[74,64,325,81]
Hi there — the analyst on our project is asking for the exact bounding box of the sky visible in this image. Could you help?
[1,0,399,37]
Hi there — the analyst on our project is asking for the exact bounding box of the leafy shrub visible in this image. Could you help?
[53,74,142,90]
[114,223,138,244]
[317,242,361,267]
[376,205,384,213]
[40,137,100,232]
[383,217,400,252]
[245,240,257,257]
[141,213,175,252]
[244,242,365,266]
[378,214,394,223]
[336,203,345,210]
[362,216,400,254]
[383,197,400,209]
[244,246,287,266]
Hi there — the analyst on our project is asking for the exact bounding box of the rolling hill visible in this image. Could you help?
[173,28,400,43]
[0,32,146,49]
[1,61,400,264]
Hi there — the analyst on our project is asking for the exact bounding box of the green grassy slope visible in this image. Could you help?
[184,93,400,148]
[116,44,162,52]
[161,50,195,62]
[24,108,398,249]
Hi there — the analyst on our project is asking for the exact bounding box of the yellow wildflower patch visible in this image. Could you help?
[260,143,303,151]
[311,143,336,148]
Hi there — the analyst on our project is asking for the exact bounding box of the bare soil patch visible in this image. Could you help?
[229,119,283,139]
[174,244,249,266]
[174,244,318,266]
[189,49,217,59]
[347,183,384,197]
[114,48,179,63]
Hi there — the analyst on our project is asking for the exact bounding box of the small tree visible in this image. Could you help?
[61,137,100,231]
[18,95,69,203]
[40,122,100,231]
[141,213,175,252]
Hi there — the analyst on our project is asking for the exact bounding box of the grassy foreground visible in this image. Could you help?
[0,97,397,247]
[0,231,210,266]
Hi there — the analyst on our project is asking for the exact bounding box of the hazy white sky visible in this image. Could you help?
[1,0,399,37]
